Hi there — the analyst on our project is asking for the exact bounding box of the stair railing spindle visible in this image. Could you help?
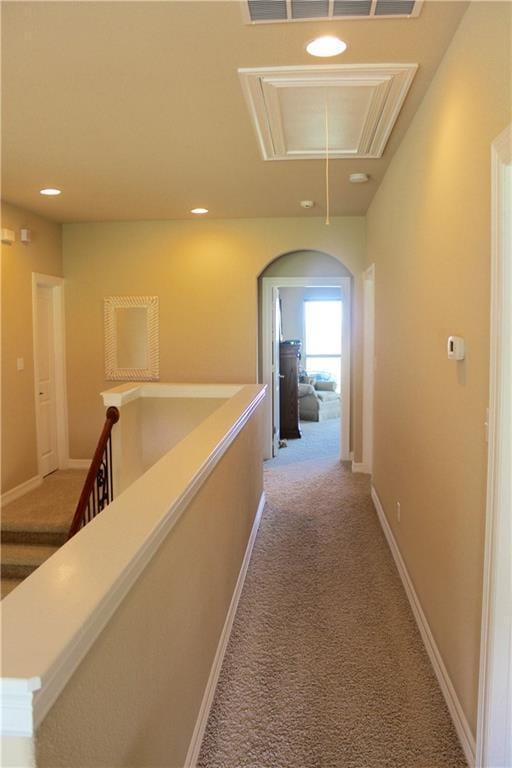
[68,407,120,540]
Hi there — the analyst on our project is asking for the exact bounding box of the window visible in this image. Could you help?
[304,299,342,392]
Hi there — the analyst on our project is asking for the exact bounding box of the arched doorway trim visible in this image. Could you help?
[257,248,354,279]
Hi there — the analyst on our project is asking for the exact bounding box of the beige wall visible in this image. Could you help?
[141,397,224,470]
[366,1,511,734]
[113,396,226,493]
[37,404,264,768]
[63,218,365,458]
[1,202,62,492]
[263,249,353,278]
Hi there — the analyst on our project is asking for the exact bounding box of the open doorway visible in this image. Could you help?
[261,274,351,463]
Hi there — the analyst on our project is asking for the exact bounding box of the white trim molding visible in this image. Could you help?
[362,264,375,476]
[261,276,351,461]
[476,124,512,768]
[184,491,265,767]
[351,462,370,474]
[66,459,92,470]
[371,486,476,767]
[239,64,418,161]
[101,382,243,408]
[1,476,42,507]
[0,678,41,738]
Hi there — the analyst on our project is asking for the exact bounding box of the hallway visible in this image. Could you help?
[199,456,466,767]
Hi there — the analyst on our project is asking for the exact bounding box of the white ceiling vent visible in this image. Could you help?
[239,64,418,160]
[244,0,421,23]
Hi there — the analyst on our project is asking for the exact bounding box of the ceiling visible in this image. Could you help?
[1,1,467,223]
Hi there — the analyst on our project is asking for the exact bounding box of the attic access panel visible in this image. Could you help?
[244,0,421,23]
[239,64,418,160]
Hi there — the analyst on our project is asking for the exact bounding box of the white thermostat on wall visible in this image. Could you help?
[447,336,465,361]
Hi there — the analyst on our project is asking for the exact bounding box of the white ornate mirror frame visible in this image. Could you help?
[104,296,159,381]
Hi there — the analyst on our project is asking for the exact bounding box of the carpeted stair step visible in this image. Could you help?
[1,543,60,579]
[1,526,68,547]
[1,469,85,550]
[1,577,24,600]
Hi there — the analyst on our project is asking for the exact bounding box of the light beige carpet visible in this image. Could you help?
[266,419,340,467]
[2,470,87,536]
[198,458,467,768]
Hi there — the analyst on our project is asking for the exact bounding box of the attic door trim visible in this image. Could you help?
[238,63,418,160]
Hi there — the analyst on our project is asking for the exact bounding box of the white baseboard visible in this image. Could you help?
[1,475,42,507]
[371,486,476,767]
[352,461,371,474]
[66,459,91,470]
[184,491,266,768]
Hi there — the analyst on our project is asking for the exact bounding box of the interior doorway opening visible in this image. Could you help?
[259,251,352,463]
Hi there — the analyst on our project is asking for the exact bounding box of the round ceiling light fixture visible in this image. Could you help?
[190,207,208,214]
[39,188,62,196]
[349,173,370,184]
[306,36,347,58]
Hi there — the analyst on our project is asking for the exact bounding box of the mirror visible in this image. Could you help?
[116,307,148,369]
[104,296,159,380]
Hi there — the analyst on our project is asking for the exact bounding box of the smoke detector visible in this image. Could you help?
[349,173,370,183]
[300,200,315,208]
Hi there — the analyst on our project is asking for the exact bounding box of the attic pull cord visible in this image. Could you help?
[325,100,330,226]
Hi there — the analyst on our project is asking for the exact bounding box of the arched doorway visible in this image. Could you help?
[258,250,352,462]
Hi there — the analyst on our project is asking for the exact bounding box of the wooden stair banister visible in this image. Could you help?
[68,406,120,540]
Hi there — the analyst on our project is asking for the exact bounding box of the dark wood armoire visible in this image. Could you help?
[279,341,301,440]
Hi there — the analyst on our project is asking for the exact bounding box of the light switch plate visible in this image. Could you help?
[1,228,16,245]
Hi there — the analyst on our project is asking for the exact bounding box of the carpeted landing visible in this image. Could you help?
[266,419,340,467]
[198,458,467,768]
[2,469,86,536]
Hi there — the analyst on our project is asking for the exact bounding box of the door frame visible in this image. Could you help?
[261,276,351,461]
[476,125,512,767]
[360,264,375,475]
[271,286,281,457]
[32,273,69,476]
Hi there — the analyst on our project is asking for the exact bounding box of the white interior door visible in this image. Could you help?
[36,284,59,476]
[272,287,281,457]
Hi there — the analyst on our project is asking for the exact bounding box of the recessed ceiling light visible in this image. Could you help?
[40,188,62,196]
[306,36,347,58]
[191,207,208,214]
